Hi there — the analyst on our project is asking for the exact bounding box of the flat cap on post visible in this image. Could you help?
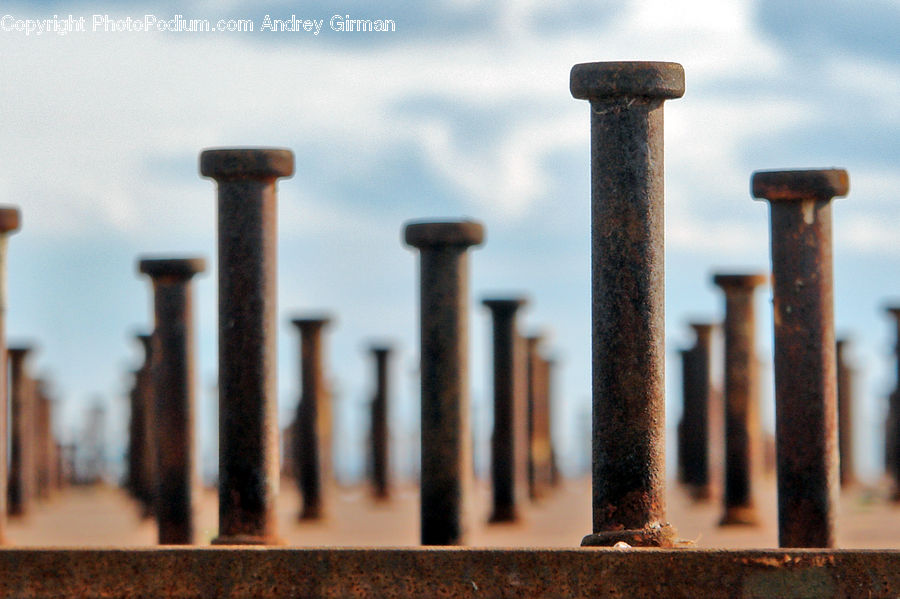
[0,207,21,234]
[200,149,294,181]
[753,167,847,548]
[570,61,685,100]
[571,60,683,548]
[752,169,849,202]
[712,273,769,290]
[138,258,207,280]
[404,221,484,249]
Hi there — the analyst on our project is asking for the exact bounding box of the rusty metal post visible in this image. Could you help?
[201,148,294,545]
[135,334,156,517]
[404,220,484,546]
[753,168,848,548]
[482,298,528,523]
[835,338,856,488]
[369,345,393,501]
[678,323,715,500]
[524,334,546,502]
[34,382,51,501]
[887,308,900,502]
[713,273,766,526]
[0,208,19,540]
[126,370,140,498]
[291,316,333,520]
[8,346,35,517]
[571,61,684,547]
[139,257,206,544]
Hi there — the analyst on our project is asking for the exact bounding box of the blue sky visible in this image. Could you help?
[1,0,898,483]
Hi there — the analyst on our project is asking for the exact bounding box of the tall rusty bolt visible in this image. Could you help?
[482,298,528,523]
[201,148,294,545]
[753,168,848,548]
[678,322,716,500]
[139,257,206,544]
[291,316,333,520]
[404,220,484,546]
[835,338,856,488]
[8,346,36,518]
[571,61,684,547]
[369,345,393,501]
[713,273,767,526]
[884,307,900,501]
[0,207,20,541]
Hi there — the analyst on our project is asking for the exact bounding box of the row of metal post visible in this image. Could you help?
[3,60,898,552]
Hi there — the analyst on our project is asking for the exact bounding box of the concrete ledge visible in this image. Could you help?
[0,547,897,598]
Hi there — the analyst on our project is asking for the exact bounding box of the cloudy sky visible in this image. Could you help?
[1,0,898,483]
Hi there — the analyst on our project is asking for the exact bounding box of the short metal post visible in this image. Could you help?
[678,322,715,500]
[369,345,393,501]
[292,316,333,520]
[404,220,484,545]
[8,346,35,518]
[482,298,528,523]
[713,273,767,526]
[571,60,684,547]
[835,338,856,488]
[753,168,848,547]
[139,257,206,544]
[201,148,294,545]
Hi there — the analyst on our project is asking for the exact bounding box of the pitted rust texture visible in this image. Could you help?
[678,323,715,500]
[482,298,528,522]
[571,61,684,548]
[753,168,848,548]
[369,345,393,501]
[0,548,897,598]
[8,346,36,519]
[139,257,206,544]
[835,339,856,488]
[201,148,294,545]
[885,307,900,502]
[713,274,767,527]
[291,316,333,521]
[404,220,484,546]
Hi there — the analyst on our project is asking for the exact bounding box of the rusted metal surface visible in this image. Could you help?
[8,346,36,518]
[291,316,333,521]
[0,206,20,543]
[678,323,716,500]
[0,548,896,598]
[201,148,294,545]
[369,345,393,501]
[713,274,767,527]
[482,298,528,523]
[139,257,206,544]
[571,61,684,547]
[753,168,848,548]
[886,308,900,502]
[835,339,856,488]
[404,220,484,545]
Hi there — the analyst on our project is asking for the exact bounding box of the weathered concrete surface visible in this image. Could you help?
[0,546,896,598]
